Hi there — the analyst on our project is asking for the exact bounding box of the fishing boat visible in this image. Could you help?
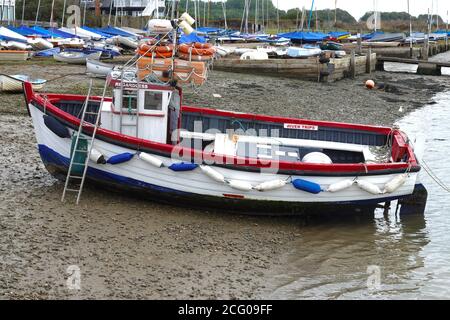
[23,67,421,214]
[0,74,46,92]
[86,59,115,78]
[53,51,101,64]
[0,50,29,61]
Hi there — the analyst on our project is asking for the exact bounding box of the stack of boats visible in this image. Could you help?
[0,24,143,63]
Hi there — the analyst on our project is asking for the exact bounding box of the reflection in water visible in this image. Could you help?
[266,80,450,300]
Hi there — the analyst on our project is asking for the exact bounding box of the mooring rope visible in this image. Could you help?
[420,158,450,193]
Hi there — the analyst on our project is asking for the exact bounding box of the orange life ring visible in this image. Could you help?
[137,49,173,58]
[138,43,173,53]
[178,52,213,62]
[194,42,213,49]
[178,43,215,56]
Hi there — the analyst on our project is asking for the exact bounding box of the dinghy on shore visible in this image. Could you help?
[0,74,46,92]
[86,59,115,78]
[54,51,101,64]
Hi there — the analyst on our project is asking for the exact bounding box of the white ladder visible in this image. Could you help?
[61,79,108,204]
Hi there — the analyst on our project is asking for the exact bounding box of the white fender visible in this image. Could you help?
[254,179,287,192]
[327,179,355,193]
[90,148,105,164]
[384,174,408,194]
[199,165,225,183]
[227,180,253,192]
[139,152,163,168]
[356,180,383,195]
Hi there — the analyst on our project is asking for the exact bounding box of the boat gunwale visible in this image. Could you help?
[24,86,420,176]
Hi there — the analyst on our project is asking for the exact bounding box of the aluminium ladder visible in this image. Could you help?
[61,79,109,204]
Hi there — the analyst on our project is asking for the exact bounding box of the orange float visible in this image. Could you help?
[178,43,215,56]
[137,43,174,58]
[193,42,213,49]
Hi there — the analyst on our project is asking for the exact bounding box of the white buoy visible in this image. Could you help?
[254,179,287,192]
[302,152,333,164]
[384,174,408,194]
[227,180,253,192]
[199,165,225,183]
[356,180,383,195]
[90,148,105,164]
[139,152,164,168]
[327,179,355,193]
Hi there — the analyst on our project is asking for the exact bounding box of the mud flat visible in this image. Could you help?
[0,60,449,299]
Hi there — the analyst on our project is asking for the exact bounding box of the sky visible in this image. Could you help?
[273,0,450,21]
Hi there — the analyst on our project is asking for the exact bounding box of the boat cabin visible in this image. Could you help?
[101,75,181,145]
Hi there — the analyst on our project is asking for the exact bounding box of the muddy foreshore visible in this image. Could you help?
[0,60,448,299]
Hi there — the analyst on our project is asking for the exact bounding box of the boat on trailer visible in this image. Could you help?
[23,71,421,215]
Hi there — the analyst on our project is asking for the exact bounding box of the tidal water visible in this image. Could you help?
[266,54,450,299]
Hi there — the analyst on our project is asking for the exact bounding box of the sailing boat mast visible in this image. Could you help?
[307,0,315,31]
[222,0,228,30]
[21,0,25,25]
[35,0,41,25]
[334,0,337,27]
[49,0,55,27]
[62,0,67,27]
[108,0,114,26]
[276,0,279,34]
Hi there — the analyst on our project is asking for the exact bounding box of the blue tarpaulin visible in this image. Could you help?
[328,31,350,39]
[278,31,329,43]
[81,26,112,38]
[99,26,137,37]
[179,32,206,44]
[196,27,224,34]
[47,27,80,38]
[34,47,61,57]
[362,31,384,40]
[8,25,50,38]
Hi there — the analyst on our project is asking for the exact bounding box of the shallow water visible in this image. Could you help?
[265,81,450,299]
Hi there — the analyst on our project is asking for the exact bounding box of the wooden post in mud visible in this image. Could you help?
[366,48,372,74]
[423,37,429,60]
[357,29,362,55]
[350,50,356,79]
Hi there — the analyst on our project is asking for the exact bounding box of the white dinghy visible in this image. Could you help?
[54,51,101,64]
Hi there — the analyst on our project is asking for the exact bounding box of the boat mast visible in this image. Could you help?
[62,0,67,27]
[35,0,41,25]
[276,0,279,34]
[307,0,314,31]
[108,0,114,26]
[222,0,228,30]
[408,0,412,57]
[334,0,337,28]
[255,0,258,33]
[49,0,55,27]
[83,0,87,26]
[21,0,25,25]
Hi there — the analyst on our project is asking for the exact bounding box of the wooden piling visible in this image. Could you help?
[366,47,372,74]
[350,50,356,79]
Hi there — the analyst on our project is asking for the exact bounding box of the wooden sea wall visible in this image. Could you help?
[213,53,377,82]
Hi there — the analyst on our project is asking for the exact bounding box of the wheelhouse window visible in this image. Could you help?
[121,90,137,111]
[143,91,163,111]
